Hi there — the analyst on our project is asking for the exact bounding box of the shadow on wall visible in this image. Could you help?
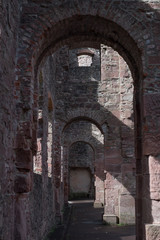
[29,173,55,240]
[12,1,159,238]
[55,45,137,225]
[61,112,136,223]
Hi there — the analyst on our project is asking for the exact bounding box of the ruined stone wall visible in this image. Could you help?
[51,45,135,222]
[54,47,100,120]
[28,42,135,235]
[13,1,160,239]
[0,1,21,239]
[100,46,135,224]
[0,1,160,239]
[69,142,94,170]
[28,57,56,240]
[63,119,104,204]
[68,141,94,199]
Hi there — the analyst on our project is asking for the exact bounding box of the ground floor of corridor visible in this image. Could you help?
[50,200,135,240]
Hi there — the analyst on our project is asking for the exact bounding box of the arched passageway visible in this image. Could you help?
[14,13,147,240]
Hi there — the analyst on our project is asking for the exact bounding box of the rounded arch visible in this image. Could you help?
[69,141,95,156]
[17,13,144,163]
[62,116,104,135]
[34,16,143,83]
[18,12,145,77]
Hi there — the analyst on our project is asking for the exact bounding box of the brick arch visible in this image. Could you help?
[62,117,104,162]
[62,117,104,147]
[65,136,102,156]
[20,15,143,80]
[62,115,105,135]
[18,2,147,73]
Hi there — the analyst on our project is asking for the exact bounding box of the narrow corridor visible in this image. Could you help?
[64,200,135,240]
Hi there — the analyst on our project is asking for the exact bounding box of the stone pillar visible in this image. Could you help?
[94,177,104,208]
[14,133,32,240]
[119,164,136,224]
[103,171,121,224]
[144,155,160,240]
[94,149,105,208]
[14,194,29,240]
[142,92,160,239]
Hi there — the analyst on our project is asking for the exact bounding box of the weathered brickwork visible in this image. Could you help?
[63,119,104,204]
[0,1,21,239]
[68,142,95,199]
[41,44,135,221]
[1,0,160,240]
[29,60,55,240]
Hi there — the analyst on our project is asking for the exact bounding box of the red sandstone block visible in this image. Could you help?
[14,172,31,193]
[15,149,32,170]
[149,155,160,174]
[104,174,121,189]
[105,164,121,173]
[119,194,135,224]
[20,121,32,139]
[150,174,160,192]
[37,141,41,151]
[14,133,28,149]
[121,163,135,173]
[105,157,122,164]
[111,110,120,119]
[143,134,160,155]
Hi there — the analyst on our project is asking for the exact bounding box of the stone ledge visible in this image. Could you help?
[103,214,118,225]
[93,201,103,208]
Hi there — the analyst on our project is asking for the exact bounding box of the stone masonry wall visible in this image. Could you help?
[49,45,135,222]
[31,42,135,238]
[14,1,160,239]
[58,48,105,205]
[69,142,94,170]
[0,1,160,239]
[100,46,135,224]
[28,58,56,240]
[64,120,104,200]
[0,1,20,239]
[68,141,94,199]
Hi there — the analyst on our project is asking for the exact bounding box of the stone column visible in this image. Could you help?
[144,155,160,240]
[14,133,32,240]
[94,149,105,208]
[143,93,160,239]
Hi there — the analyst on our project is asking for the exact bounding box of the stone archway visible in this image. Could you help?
[62,117,105,207]
[13,2,160,240]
